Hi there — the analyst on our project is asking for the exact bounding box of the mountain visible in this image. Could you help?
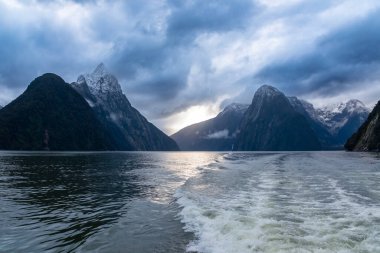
[288,97,335,148]
[171,103,249,151]
[172,84,368,151]
[289,97,369,148]
[71,63,179,151]
[317,100,369,145]
[345,101,380,151]
[0,73,115,150]
[235,85,321,151]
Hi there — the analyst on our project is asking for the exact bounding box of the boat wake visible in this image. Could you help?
[175,152,380,253]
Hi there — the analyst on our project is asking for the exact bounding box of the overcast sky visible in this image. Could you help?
[1,0,380,134]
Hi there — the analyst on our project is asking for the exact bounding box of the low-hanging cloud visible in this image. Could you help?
[205,129,230,139]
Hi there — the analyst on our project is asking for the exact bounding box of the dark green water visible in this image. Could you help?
[0,152,218,253]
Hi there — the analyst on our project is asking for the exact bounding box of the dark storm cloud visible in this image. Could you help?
[130,73,186,100]
[2,0,380,131]
[166,0,257,38]
[256,8,380,97]
[0,1,95,93]
[112,0,258,103]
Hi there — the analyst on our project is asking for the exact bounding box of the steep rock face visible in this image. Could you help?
[236,85,321,151]
[345,101,380,151]
[171,103,249,151]
[71,64,179,151]
[0,74,114,150]
[288,97,335,148]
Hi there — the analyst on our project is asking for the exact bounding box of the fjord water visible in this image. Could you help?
[0,152,379,252]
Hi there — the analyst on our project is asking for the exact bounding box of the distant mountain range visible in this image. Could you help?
[171,103,248,151]
[345,101,380,151]
[172,85,370,151]
[0,65,178,151]
[289,97,369,148]
[0,65,373,151]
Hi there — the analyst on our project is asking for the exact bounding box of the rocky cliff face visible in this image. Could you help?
[0,73,115,150]
[71,64,179,151]
[345,101,380,151]
[235,85,321,151]
[171,103,249,151]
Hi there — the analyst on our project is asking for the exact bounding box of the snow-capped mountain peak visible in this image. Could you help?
[310,99,370,135]
[77,63,122,94]
[318,99,369,119]
[345,99,367,113]
[93,62,107,77]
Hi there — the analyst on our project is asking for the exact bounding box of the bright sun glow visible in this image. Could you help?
[166,105,220,135]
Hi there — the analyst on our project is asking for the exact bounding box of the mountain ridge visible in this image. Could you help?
[173,85,369,151]
[235,85,321,151]
[71,64,179,151]
[0,73,115,150]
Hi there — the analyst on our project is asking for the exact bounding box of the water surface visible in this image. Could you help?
[0,151,379,252]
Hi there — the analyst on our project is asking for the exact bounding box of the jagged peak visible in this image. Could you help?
[319,99,369,114]
[77,74,86,83]
[76,63,122,94]
[93,62,108,76]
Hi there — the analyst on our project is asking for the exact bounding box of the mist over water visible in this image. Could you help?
[0,151,379,252]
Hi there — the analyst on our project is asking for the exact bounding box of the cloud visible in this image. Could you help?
[166,0,257,38]
[255,7,380,101]
[1,0,380,133]
[205,129,230,139]
[111,0,258,105]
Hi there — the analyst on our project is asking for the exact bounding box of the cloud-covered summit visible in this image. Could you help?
[1,0,380,133]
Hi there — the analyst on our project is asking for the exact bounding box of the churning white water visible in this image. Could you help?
[175,152,380,253]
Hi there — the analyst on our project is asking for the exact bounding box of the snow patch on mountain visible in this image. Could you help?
[290,96,370,136]
[220,103,249,116]
[314,99,370,133]
[77,63,122,95]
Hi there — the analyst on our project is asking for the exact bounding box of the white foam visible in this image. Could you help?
[175,152,380,253]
